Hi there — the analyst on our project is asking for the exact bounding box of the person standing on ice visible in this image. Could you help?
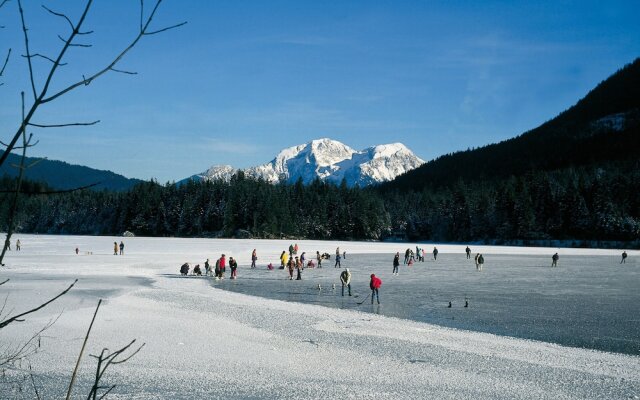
[294,243,299,255]
[287,257,295,280]
[369,274,382,304]
[119,241,124,255]
[289,244,294,258]
[477,254,484,271]
[280,251,288,269]
[316,251,322,268]
[251,249,257,269]
[552,253,559,267]
[340,268,352,296]
[300,252,306,266]
[433,247,439,261]
[219,254,227,278]
[229,257,238,279]
[392,252,400,275]
[474,253,480,270]
[295,257,303,280]
[404,248,410,264]
[113,242,118,255]
[334,252,341,268]
[465,246,471,259]
[621,251,627,264]
[16,239,21,251]
[204,258,211,275]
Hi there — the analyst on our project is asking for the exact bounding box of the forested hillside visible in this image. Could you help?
[386,58,640,190]
[0,153,141,191]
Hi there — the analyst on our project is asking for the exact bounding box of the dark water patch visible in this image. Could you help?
[209,252,640,355]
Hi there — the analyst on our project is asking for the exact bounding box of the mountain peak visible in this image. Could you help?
[189,138,424,187]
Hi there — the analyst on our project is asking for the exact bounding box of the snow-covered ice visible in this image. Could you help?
[1,235,639,399]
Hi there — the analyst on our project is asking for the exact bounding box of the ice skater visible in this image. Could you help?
[465,246,471,259]
[287,257,295,280]
[474,253,480,270]
[340,268,352,296]
[16,239,21,251]
[334,252,341,268]
[119,241,124,255]
[251,249,257,269]
[113,242,118,255]
[229,257,238,279]
[433,247,439,261]
[621,251,627,264]
[295,257,303,280]
[369,274,382,304]
[552,252,559,267]
[316,251,322,268]
[477,254,484,271]
[393,252,400,275]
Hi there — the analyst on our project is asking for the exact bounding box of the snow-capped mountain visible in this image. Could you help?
[186,138,424,187]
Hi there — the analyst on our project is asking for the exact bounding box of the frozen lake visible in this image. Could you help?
[213,252,640,355]
[1,235,638,399]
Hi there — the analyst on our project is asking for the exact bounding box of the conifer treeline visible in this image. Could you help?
[1,161,639,244]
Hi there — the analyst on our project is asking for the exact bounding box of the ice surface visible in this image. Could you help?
[1,235,638,399]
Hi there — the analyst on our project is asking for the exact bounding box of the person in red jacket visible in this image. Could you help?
[369,274,382,304]
[219,254,227,279]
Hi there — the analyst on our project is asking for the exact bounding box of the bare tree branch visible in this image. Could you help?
[18,0,37,100]
[66,299,101,400]
[28,120,99,128]
[0,0,185,169]
[0,314,59,367]
[0,92,28,264]
[109,67,137,75]
[41,0,187,104]
[41,5,74,32]
[86,339,145,400]
[0,48,10,76]
[58,35,92,47]
[0,138,39,149]
[22,53,68,66]
[0,279,77,329]
[28,362,42,400]
[143,21,187,36]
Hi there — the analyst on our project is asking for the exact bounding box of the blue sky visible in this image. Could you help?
[1,0,638,182]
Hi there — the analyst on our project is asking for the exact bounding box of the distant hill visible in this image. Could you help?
[0,152,142,191]
[385,58,640,190]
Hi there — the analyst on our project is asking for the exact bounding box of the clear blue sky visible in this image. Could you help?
[1,0,638,182]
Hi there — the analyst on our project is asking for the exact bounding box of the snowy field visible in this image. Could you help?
[1,234,639,399]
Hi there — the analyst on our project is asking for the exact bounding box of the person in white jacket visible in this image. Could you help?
[340,268,352,296]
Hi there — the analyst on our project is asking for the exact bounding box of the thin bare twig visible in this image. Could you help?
[0,0,186,170]
[66,299,101,400]
[0,279,8,286]
[18,0,37,100]
[109,67,137,75]
[22,53,68,66]
[28,120,99,128]
[0,92,28,264]
[1,48,10,76]
[86,338,145,400]
[0,314,59,367]
[58,35,92,47]
[28,362,42,400]
[0,138,39,149]
[0,280,77,329]
[41,0,187,104]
